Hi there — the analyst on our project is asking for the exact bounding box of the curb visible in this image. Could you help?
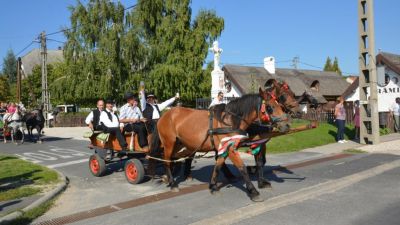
[0,170,69,225]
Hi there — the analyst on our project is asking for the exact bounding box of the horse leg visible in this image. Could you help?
[209,156,226,194]
[183,157,194,181]
[255,145,271,189]
[228,148,262,202]
[163,144,179,191]
[36,126,42,143]
[215,151,237,182]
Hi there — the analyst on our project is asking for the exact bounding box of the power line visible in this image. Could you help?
[47,38,66,44]
[15,41,36,56]
[45,3,138,38]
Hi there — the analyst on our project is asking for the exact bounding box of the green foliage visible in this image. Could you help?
[332,57,342,75]
[323,57,332,71]
[323,56,342,75]
[0,75,10,101]
[50,0,223,106]
[379,127,391,135]
[2,49,17,83]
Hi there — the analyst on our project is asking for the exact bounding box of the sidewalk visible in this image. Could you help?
[43,126,89,141]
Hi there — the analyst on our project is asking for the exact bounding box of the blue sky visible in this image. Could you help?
[1,0,399,75]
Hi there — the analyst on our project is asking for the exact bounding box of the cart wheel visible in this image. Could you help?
[89,154,106,177]
[124,159,145,184]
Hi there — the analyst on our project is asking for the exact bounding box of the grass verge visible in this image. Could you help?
[0,154,59,202]
[7,198,56,225]
[266,122,355,154]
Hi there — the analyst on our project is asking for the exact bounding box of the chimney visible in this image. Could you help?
[264,56,275,74]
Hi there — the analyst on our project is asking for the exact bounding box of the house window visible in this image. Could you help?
[311,80,320,91]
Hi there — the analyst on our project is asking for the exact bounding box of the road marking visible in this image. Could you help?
[38,150,74,159]
[47,159,89,168]
[14,154,42,163]
[23,152,58,161]
[190,159,400,225]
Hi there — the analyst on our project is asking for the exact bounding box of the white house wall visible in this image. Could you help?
[345,67,400,112]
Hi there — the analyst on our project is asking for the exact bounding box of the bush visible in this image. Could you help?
[379,127,391,136]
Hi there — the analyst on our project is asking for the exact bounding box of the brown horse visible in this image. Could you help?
[149,88,288,201]
[180,79,302,190]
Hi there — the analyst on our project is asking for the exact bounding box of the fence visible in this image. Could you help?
[54,115,86,127]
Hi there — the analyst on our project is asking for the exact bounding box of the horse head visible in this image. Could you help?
[263,79,300,116]
[258,87,290,133]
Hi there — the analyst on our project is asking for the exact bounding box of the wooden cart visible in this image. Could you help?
[88,132,147,184]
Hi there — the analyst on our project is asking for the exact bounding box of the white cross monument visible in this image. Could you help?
[210,41,225,99]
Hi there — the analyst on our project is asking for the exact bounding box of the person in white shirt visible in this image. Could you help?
[119,92,149,152]
[85,99,104,131]
[209,91,224,108]
[100,99,128,150]
[141,92,179,133]
[390,97,400,132]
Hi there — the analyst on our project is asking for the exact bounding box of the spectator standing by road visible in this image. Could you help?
[335,97,347,143]
[389,97,400,132]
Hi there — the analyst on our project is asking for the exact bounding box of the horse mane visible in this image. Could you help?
[213,94,260,129]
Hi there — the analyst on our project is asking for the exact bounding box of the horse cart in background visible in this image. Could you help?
[1,115,25,144]
[87,131,148,184]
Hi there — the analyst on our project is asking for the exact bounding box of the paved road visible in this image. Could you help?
[2,135,400,225]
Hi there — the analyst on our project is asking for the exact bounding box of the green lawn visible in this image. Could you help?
[0,155,59,202]
[266,122,355,154]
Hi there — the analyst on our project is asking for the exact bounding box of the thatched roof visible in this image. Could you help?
[376,52,400,75]
[21,49,64,76]
[223,64,349,103]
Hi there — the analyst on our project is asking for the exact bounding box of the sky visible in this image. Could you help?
[0,0,399,76]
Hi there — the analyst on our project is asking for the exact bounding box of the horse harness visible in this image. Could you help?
[207,95,284,151]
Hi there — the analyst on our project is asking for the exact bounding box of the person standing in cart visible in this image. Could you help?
[141,91,179,134]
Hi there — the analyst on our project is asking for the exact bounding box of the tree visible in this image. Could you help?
[52,0,224,106]
[0,75,10,101]
[332,57,342,75]
[323,57,333,72]
[135,0,224,101]
[2,49,17,83]
[323,56,342,75]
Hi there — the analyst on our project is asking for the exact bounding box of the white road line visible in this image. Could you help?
[47,159,89,168]
[190,159,400,225]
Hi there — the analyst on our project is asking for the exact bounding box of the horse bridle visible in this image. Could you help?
[258,94,288,125]
[267,82,297,116]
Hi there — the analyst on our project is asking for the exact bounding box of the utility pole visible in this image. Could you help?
[358,0,379,144]
[40,31,50,127]
[16,57,22,103]
[291,56,299,69]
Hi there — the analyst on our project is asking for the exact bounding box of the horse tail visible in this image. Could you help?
[149,124,161,157]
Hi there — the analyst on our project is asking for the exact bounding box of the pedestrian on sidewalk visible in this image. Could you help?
[335,97,347,143]
[389,97,400,132]
[353,100,360,140]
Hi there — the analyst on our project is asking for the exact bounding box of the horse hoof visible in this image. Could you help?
[258,181,272,189]
[250,195,264,202]
[171,187,180,192]
[37,140,42,144]
[185,176,193,182]
[210,189,220,195]
[161,175,169,184]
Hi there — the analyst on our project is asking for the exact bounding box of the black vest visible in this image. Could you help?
[92,109,101,131]
[143,103,160,120]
